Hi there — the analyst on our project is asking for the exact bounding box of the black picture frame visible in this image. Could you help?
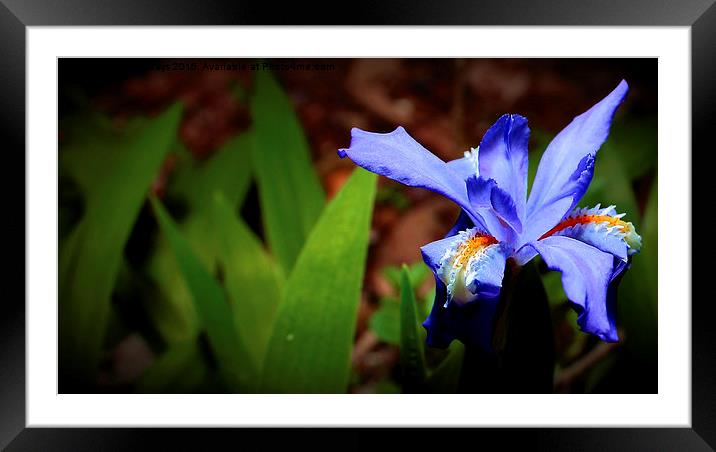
[3,1,713,450]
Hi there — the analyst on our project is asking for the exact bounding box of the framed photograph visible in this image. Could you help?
[5,1,712,449]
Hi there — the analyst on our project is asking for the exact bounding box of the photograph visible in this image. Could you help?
[57,57,658,395]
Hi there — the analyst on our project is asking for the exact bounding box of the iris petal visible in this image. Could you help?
[477,114,530,222]
[338,127,487,228]
[541,205,642,260]
[446,147,480,181]
[421,227,507,306]
[525,80,629,242]
[528,236,618,342]
[465,176,522,242]
[423,277,500,350]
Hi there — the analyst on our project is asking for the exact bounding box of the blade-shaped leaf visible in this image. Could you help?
[151,198,254,392]
[60,114,144,199]
[145,134,253,344]
[170,134,253,215]
[425,340,464,393]
[210,191,284,368]
[144,236,200,344]
[382,261,431,292]
[59,103,182,387]
[250,70,325,274]
[260,169,376,393]
[618,176,658,360]
[399,265,427,392]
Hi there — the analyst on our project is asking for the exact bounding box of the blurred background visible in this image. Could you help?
[59,58,657,394]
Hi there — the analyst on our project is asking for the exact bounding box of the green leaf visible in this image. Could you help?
[250,70,325,274]
[170,134,253,214]
[136,341,207,393]
[151,198,255,391]
[370,261,431,346]
[59,103,183,386]
[369,298,400,345]
[407,262,431,289]
[60,114,141,198]
[425,340,464,393]
[145,134,254,344]
[144,236,200,343]
[618,176,658,360]
[382,262,430,292]
[210,191,284,368]
[399,266,428,392]
[382,266,402,290]
[260,169,376,393]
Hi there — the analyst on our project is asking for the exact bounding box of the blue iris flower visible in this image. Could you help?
[338,80,642,350]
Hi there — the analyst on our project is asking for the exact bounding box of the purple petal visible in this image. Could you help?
[446,149,480,181]
[423,277,500,350]
[338,127,483,224]
[513,245,539,266]
[466,176,521,241]
[541,205,642,261]
[525,80,628,242]
[477,114,530,222]
[420,226,507,306]
[528,236,618,342]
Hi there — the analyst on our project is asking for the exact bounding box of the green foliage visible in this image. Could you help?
[369,298,401,345]
[57,70,656,396]
[618,176,658,361]
[210,192,284,368]
[144,135,254,344]
[382,262,430,291]
[59,103,183,385]
[250,70,326,274]
[425,341,464,393]
[399,266,428,392]
[151,198,255,391]
[171,135,253,215]
[370,262,431,345]
[260,169,376,393]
